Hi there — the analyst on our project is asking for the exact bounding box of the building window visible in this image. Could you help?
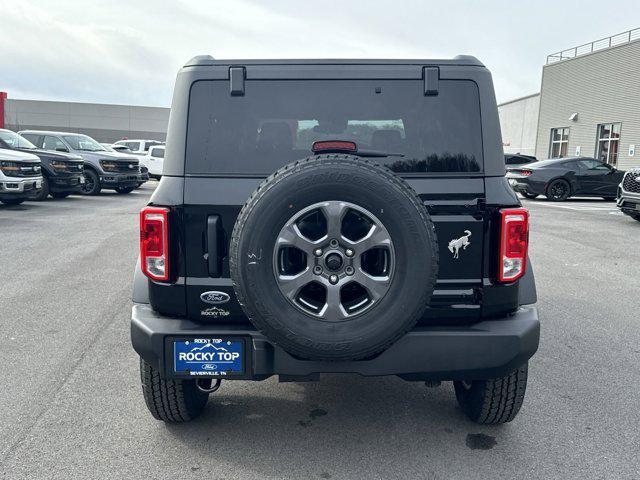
[550,127,569,158]
[596,123,621,166]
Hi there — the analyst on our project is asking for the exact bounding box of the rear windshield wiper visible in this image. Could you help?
[355,149,404,158]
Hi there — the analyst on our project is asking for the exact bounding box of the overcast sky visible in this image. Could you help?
[1,0,638,106]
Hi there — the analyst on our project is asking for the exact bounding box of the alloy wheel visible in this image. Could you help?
[273,201,395,321]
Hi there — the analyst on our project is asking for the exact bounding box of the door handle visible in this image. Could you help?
[207,215,223,277]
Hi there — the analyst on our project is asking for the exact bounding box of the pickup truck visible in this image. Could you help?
[19,130,148,195]
[0,148,43,205]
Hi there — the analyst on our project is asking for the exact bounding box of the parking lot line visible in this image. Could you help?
[523,201,618,212]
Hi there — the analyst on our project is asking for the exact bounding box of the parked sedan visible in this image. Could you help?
[506,157,624,201]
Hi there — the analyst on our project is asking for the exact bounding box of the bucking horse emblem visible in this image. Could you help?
[448,230,471,259]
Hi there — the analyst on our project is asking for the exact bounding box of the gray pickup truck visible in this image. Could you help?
[19,130,148,195]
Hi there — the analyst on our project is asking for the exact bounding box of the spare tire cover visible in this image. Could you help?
[230,154,438,361]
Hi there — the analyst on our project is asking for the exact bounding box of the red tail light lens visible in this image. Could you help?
[498,208,529,282]
[312,140,357,154]
[521,170,532,176]
[140,206,169,281]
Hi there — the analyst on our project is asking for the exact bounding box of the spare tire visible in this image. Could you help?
[230,155,438,361]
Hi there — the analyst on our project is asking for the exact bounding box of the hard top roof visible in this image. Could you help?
[184,55,484,68]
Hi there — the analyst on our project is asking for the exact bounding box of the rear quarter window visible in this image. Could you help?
[150,147,165,158]
[21,134,42,147]
[185,79,483,176]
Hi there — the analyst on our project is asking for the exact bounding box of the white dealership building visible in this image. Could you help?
[499,27,640,171]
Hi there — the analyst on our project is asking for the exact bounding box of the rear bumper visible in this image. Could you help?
[131,303,540,381]
[508,177,545,195]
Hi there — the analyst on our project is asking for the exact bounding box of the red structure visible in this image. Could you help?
[0,92,6,129]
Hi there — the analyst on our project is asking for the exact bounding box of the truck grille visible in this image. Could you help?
[622,171,640,193]
[114,162,139,172]
[65,162,84,173]
[12,163,42,177]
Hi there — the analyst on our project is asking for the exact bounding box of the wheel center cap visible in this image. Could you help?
[325,252,344,271]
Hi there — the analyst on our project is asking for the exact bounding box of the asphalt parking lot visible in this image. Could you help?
[1,186,639,480]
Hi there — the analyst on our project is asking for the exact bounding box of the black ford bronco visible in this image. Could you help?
[131,56,540,425]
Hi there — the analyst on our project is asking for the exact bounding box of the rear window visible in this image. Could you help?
[144,141,163,151]
[20,133,41,147]
[185,79,483,175]
[150,147,165,158]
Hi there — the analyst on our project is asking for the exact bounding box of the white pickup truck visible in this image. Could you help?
[142,145,164,179]
[0,148,43,205]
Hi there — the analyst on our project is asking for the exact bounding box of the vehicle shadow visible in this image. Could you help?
[161,374,513,478]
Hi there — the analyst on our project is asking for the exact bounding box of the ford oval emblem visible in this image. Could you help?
[200,291,231,305]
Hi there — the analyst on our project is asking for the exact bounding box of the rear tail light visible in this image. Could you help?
[140,206,169,281]
[312,140,357,154]
[521,169,532,176]
[498,208,529,282]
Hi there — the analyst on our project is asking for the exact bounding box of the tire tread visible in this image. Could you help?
[139,358,208,422]
[455,364,528,424]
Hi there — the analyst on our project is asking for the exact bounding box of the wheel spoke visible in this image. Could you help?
[320,202,347,239]
[352,268,391,302]
[319,285,349,321]
[346,224,391,254]
[276,223,317,254]
[277,268,315,300]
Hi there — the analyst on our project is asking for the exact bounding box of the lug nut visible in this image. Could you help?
[314,248,323,257]
[329,274,339,284]
[345,248,354,257]
[313,266,323,275]
[345,266,354,275]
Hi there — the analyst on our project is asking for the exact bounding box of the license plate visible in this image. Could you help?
[173,338,244,376]
[636,204,640,211]
[80,176,85,184]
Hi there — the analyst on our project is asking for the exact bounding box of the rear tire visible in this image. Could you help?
[545,179,571,201]
[454,363,528,424]
[33,176,50,201]
[139,359,209,422]
[1,198,25,205]
[80,169,101,195]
